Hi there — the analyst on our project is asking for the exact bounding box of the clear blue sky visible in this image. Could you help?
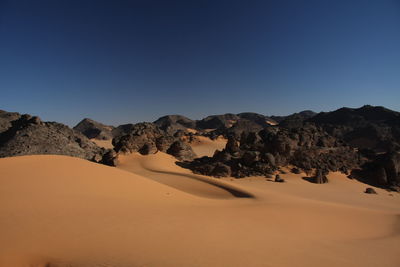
[1,0,399,126]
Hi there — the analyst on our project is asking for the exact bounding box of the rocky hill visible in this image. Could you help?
[153,115,196,135]
[271,110,316,124]
[112,122,196,160]
[308,105,400,152]
[0,110,111,163]
[1,105,399,191]
[182,106,400,191]
[73,118,114,140]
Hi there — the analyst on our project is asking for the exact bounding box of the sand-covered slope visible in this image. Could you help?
[190,135,227,157]
[1,154,399,267]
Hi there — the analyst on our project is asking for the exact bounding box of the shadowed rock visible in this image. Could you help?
[365,187,377,194]
[73,118,114,140]
[167,141,196,161]
[0,110,108,162]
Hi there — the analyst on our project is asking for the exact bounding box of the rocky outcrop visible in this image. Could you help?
[112,123,166,154]
[357,151,400,188]
[196,114,239,130]
[0,110,109,162]
[183,125,362,178]
[365,187,377,194]
[112,122,196,160]
[73,118,114,140]
[207,119,264,139]
[111,123,137,138]
[312,169,329,184]
[308,105,400,152]
[166,141,196,161]
[237,112,276,127]
[154,115,196,135]
[271,110,317,125]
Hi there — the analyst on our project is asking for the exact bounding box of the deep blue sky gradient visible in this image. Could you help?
[1,0,399,126]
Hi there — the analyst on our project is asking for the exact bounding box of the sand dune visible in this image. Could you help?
[1,153,399,267]
[91,138,114,149]
[117,152,252,198]
[190,136,227,157]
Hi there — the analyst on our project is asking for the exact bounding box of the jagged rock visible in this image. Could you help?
[291,168,301,174]
[101,150,119,166]
[0,110,21,134]
[213,150,232,163]
[211,162,231,177]
[313,169,329,184]
[0,111,104,161]
[365,187,377,194]
[139,143,158,155]
[166,141,196,161]
[225,135,240,153]
[263,153,276,167]
[242,151,259,166]
[308,105,400,152]
[112,123,164,154]
[156,135,176,152]
[275,174,285,183]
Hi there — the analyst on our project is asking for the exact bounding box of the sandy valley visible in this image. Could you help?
[0,137,399,267]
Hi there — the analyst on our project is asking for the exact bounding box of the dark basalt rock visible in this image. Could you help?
[365,187,377,194]
[73,118,114,140]
[308,105,400,152]
[313,169,329,184]
[156,135,176,152]
[101,150,119,166]
[112,122,164,154]
[182,123,361,179]
[359,151,400,187]
[166,141,196,161]
[211,162,231,177]
[0,110,108,162]
[275,174,285,183]
[112,122,197,160]
[291,168,301,174]
[242,151,260,166]
[196,113,239,130]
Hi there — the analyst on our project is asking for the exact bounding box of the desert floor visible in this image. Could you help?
[0,138,399,267]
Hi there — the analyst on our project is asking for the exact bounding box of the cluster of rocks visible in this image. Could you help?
[2,105,399,192]
[183,125,364,183]
[308,105,400,152]
[0,110,113,164]
[112,122,196,161]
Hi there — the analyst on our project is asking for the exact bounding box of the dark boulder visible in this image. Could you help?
[275,174,285,183]
[313,169,329,184]
[242,151,260,166]
[112,123,164,154]
[101,150,119,166]
[0,110,104,161]
[211,162,231,177]
[166,141,197,161]
[291,168,301,174]
[365,187,377,194]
